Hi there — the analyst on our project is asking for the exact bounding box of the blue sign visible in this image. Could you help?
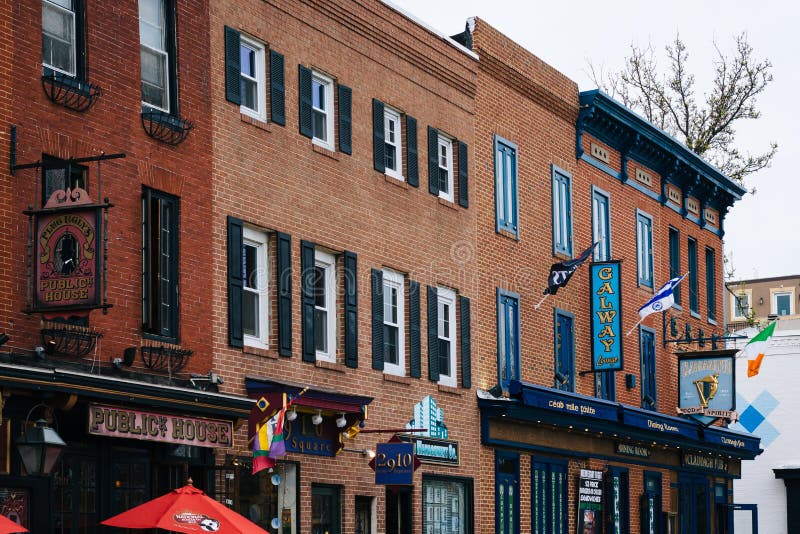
[678,354,735,425]
[511,381,619,422]
[622,408,699,440]
[703,427,761,454]
[590,262,622,371]
[375,443,415,485]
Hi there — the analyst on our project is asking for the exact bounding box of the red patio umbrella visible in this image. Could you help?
[0,514,27,534]
[101,480,268,533]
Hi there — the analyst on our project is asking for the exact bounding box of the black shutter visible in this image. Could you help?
[460,295,471,388]
[300,240,316,362]
[298,65,313,138]
[409,280,421,378]
[372,99,385,173]
[427,286,439,381]
[269,50,285,126]
[224,26,241,105]
[428,126,439,195]
[406,115,418,187]
[227,216,244,348]
[344,251,358,368]
[276,231,292,357]
[338,85,352,155]
[371,269,384,370]
[458,140,469,208]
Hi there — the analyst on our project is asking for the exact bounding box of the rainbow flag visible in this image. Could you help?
[268,408,286,459]
[252,417,275,475]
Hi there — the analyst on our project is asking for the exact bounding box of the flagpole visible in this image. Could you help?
[534,293,550,310]
[626,316,644,337]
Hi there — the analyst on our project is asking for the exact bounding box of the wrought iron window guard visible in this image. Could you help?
[41,73,101,112]
[140,109,194,146]
[140,343,193,373]
[40,321,102,357]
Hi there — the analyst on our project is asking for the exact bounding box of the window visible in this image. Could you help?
[42,0,82,77]
[384,107,403,179]
[595,372,615,401]
[239,35,265,121]
[242,227,268,348]
[606,468,630,534]
[224,462,298,531]
[142,187,179,341]
[688,238,699,314]
[705,247,716,322]
[669,227,681,306]
[497,290,520,392]
[423,476,472,534]
[314,250,336,361]
[437,134,454,202]
[311,71,334,149]
[642,472,663,534]
[592,187,610,260]
[437,288,457,387]
[636,211,653,288]
[552,166,572,256]
[732,292,751,319]
[42,155,87,205]
[495,452,519,534]
[640,327,656,410]
[382,270,405,376]
[532,460,568,534]
[554,309,574,392]
[774,291,793,316]
[139,0,175,112]
[495,136,518,236]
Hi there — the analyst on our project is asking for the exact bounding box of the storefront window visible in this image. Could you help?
[231,462,297,534]
[53,452,97,533]
[423,476,472,534]
[605,468,629,534]
[532,460,567,534]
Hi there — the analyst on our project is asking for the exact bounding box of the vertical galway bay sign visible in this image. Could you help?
[590,262,622,371]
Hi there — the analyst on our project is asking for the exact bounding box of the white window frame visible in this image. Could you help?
[311,71,335,151]
[384,107,404,181]
[437,287,457,387]
[636,210,654,288]
[382,269,405,377]
[242,227,269,349]
[592,186,611,261]
[139,0,170,113]
[771,288,795,316]
[42,0,77,77]
[437,134,454,203]
[239,34,266,121]
[731,290,752,320]
[314,249,336,362]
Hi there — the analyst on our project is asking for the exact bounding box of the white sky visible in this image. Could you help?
[393,0,800,280]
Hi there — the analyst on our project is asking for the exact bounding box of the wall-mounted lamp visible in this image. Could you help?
[336,413,347,429]
[285,406,298,422]
[643,394,655,407]
[312,410,323,426]
[341,447,376,458]
[759,297,764,305]
[0,333,8,346]
[554,371,569,386]
[16,404,66,476]
[625,373,637,390]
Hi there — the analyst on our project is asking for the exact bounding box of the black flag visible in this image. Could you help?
[544,242,598,295]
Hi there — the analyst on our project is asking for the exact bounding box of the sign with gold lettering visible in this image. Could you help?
[34,207,100,310]
[591,262,622,371]
[678,353,736,425]
[88,404,233,448]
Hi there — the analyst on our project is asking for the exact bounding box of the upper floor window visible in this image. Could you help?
[595,371,615,401]
[732,291,751,319]
[640,327,656,411]
[705,247,716,322]
[42,0,82,77]
[437,134,454,202]
[239,35,265,121]
[669,227,681,306]
[773,290,794,316]
[552,166,572,256]
[139,0,175,112]
[311,72,334,149]
[636,211,653,288]
[382,270,405,376]
[242,227,269,348]
[142,187,179,341]
[554,309,574,392]
[384,107,403,180]
[314,249,336,362]
[592,187,610,260]
[497,289,520,392]
[688,238,699,314]
[437,287,457,388]
[495,136,518,236]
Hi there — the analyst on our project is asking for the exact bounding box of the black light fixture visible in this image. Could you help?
[0,333,8,346]
[16,405,66,476]
[554,371,569,385]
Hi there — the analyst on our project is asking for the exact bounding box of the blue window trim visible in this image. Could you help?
[595,370,616,401]
[688,237,699,314]
[607,466,630,534]
[494,135,519,238]
[531,457,569,534]
[705,246,716,322]
[553,308,575,392]
[639,326,657,411]
[636,210,654,288]
[551,164,573,257]
[591,186,611,261]
[495,450,520,534]
[668,226,681,306]
[496,288,521,392]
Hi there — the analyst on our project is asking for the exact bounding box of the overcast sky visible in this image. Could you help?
[392,0,799,281]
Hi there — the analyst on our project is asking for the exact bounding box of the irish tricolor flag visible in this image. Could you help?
[742,322,776,377]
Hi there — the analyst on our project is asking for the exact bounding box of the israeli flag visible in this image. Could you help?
[638,274,687,319]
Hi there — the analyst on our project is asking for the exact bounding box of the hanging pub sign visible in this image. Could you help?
[677,351,737,425]
[577,469,603,534]
[374,442,415,485]
[590,261,623,371]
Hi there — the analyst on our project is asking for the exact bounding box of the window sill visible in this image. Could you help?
[672,304,683,312]
[438,197,457,210]
[437,384,463,396]
[690,310,701,319]
[243,345,278,359]
[240,113,271,131]
[315,359,346,373]
[383,373,412,385]
[707,317,718,327]
[384,174,408,189]
[312,142,339,160]
[497,228,519,241]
